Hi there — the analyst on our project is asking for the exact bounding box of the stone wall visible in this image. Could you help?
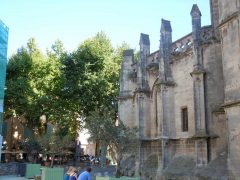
[168,139,195,160]
[139,140,162,180]
[224,106,240,178]
[210,112,227,160]
[202,43,224,131]
[219,0,240,22]
[118,99,136,128]
[118,1,239,179]
[220,16,240,103]
[172,51,194,138]
[218,0,240,178]
[149,87,161,138]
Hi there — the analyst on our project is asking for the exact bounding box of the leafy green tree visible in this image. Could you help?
[4,46,33,116]
[4,33,130,141]
[61,33,129,118]
[19,137,41,162]
[4,39,40,128]
[59,35,132,172]
[70,32,114,114]
[5,38,71,133]
[37,133,74,167]
[55,34,132,167]
[85,109,138,177]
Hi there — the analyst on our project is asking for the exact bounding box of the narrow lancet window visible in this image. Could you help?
[182,107,188,132]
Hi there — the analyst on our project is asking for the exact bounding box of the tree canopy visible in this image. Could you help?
[84,109,139,176]
[4,32,129,138]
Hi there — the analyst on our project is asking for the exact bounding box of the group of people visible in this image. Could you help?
[89,156,100,165]
[64,166,92,180]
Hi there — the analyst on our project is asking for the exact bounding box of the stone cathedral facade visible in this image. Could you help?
[118,0,240,179]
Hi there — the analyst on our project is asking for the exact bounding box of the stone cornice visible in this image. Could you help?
[159,80,175,87]
[139,137,161,141]
[118,95,133,100]
[118,91,133,100]
[134,87,151,94]
[140,136,181,140]
[218,10,240,28]
[146,62,159,71]
[222,100,240,108]
[191,132,218,139]
[190,67,206,76]
[212,106,225,114]
[139,134,219,141]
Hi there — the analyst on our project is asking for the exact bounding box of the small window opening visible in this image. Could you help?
[182,107,188,132]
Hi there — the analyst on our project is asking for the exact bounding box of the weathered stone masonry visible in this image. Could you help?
[118,0,239,179]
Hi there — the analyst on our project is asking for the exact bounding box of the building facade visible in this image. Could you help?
[218,0,240,178]
[118,0,240,179]
[0,20,9,162]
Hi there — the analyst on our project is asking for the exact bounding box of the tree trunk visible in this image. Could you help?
[115,160,121,178]
[115,154,123,177]
[100,144,107,167]
[50,155,55,168]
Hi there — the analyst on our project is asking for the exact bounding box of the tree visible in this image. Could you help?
[4,38,79,135]
[85,109,139,177]
[37,133,74,167]
[19,137,41,162]
[67,32,114,115]
[49,35,132,172]
[4,33,130,141]
[4,46,33,119]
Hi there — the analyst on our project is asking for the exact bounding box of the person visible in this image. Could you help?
[64,166,78,180]
[77,167,92,180]
[90,156,95,165]
[64,166,73,180]
[69,167,78,180]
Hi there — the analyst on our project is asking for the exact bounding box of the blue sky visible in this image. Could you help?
[0,0,211,57]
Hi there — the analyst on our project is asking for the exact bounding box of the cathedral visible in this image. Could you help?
[118,0,240,179]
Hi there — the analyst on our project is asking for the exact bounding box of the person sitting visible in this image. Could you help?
[77,167,92,180]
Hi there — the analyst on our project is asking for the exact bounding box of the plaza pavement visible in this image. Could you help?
[0,175,30,180]
[0,165,116,180]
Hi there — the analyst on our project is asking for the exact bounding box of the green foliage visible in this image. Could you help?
[4,32,136,173]
[19,137,40,155]
[4,32,130,139]
[5,38,67,131]
[85,109,139,167]
[37,134,73,156]
[60,33,130,131]
[37,133,74,167]
[18,132,74,166]
[18,137,41,162]
[62,32,114,115]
